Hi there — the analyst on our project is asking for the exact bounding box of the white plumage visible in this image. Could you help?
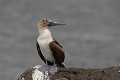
[37,29,55,62]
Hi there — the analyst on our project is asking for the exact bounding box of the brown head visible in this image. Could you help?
[38,18,65,30]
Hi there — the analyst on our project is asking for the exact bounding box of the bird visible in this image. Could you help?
[36,18,65,72]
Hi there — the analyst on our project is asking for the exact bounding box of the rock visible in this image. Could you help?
[18,65,120,80]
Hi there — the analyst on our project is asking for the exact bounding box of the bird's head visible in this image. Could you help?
[38,18,65,30]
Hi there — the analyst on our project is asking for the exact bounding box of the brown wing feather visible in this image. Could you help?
[49,41,65,66]
[36,42,46,62]
[53,38,63,48]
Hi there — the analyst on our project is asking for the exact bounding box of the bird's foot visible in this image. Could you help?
[48,65,57,74]
[38,65,49,73]
[38,64,57,74]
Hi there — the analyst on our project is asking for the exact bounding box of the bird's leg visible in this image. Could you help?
[45,60,48,66]
[38,60,49,73]
[48,61,57,74]
[53,61,57,67]
[44,60,49,70]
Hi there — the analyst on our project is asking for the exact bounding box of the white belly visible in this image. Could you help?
[37,35,55,62]
[40,44,55,62]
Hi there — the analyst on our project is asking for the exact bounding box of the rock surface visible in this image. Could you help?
[18,65,120,80]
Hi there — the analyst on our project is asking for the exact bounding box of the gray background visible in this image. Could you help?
[0,0,120,80]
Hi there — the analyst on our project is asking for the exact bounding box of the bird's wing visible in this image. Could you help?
[36,41,46,62]
[53,38,63,48]
[49,41,65,64]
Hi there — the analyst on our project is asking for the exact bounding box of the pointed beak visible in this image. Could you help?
[47,21,66,27]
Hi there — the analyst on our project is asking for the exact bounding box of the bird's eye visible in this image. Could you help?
[39,21,42,23]
[45,19,48,22]
[43,20,45,22]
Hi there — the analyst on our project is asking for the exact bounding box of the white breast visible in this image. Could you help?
[37,29,55,62]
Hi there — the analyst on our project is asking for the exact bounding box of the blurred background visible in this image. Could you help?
[0,0,120,79]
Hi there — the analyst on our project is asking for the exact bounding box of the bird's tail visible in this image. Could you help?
[57,63,65,68]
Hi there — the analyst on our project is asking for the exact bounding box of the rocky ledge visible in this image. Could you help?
[18,65,120,80]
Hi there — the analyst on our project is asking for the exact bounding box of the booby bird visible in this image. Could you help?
[36,19,65,69]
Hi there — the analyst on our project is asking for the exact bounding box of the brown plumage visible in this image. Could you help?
[49,40,65,67]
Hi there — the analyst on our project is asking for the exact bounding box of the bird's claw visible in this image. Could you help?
[48,66,57,74]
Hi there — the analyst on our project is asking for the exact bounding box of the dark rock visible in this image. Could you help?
[18,66,120,80]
